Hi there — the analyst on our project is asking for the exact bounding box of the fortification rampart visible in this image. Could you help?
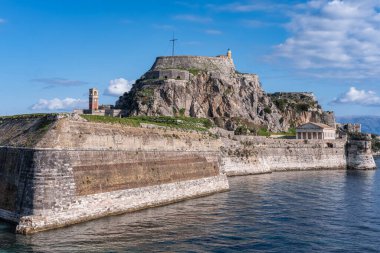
[150,56,235,75]
[346,140,376,169]
[0,115,376,234]
[0,116,229,234]
[143,69,190,80]
[221,137,348,176]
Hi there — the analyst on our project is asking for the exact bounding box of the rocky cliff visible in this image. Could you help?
[116,55,334,132]
[268,92,336,128]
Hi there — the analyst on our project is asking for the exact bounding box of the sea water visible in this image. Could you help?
[1,159,380,252]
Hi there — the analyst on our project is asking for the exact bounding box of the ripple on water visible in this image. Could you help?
[1,161,380,252]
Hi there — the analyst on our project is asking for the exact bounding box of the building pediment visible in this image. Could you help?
[296,122,334,130]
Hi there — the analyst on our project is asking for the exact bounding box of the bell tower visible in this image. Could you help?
[89,88,99,111]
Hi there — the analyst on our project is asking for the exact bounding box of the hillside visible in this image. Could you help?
[116,55,334,132]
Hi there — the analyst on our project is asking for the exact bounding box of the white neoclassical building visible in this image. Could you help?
[296,122,336,140]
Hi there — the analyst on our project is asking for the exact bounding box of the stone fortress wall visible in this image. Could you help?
[143,69,190,80]
[150,56,236,76]
[220,136,348,176]
[346,139,376,169]
[0,115,375,234]
[0,116,229,234]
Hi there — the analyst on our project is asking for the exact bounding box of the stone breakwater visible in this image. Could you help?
[0,116,229,234]
[220,136,375,176]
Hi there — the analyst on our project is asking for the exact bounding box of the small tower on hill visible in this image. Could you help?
[227,48,232,59]
[227,48,233,63]
[89,88,99,111]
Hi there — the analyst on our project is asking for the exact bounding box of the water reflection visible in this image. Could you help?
[1,162,380,252]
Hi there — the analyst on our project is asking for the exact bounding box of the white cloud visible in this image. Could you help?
[31,98,87,111]
[204,29,222,35]
[173,14,212,23]
[274,0,380,78]
[207,1,287,13]
[332,86,380,106]
[104,78,133,97]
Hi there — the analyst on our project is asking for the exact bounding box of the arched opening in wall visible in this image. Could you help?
[327,143,334,148]
[177,76,181,79]
[164,76,168,79]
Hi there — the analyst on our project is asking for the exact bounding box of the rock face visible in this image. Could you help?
[268,92,336,129]
[116,55,334,132]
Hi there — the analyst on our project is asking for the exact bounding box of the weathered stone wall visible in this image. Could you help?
[16,175,228,234]
[346,140,376,170]
[0,148,35,218]
[6,148,227,234]
[151,56,235,75]
[221,137,347,176]
[0,117,229,234]
[144,70,190,80]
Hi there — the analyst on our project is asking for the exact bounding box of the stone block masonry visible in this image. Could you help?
[151,56,235,76]
[0,116,229,234]
[0,115,375,233]
[221,137,348,176]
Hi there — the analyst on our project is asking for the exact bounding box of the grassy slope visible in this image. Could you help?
[80,115,213,132]
[0,114,57,147]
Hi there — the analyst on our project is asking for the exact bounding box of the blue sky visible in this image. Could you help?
[1,0,380,116]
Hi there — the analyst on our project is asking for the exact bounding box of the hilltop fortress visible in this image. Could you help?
[116,50,335,132]
[0,50,376,234]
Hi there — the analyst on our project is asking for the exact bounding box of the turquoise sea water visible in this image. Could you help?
[1,158,380,252]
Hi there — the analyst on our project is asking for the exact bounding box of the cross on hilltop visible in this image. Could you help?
[170,34,178,56]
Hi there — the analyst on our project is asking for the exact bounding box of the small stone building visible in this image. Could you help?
[296,122,336,140]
